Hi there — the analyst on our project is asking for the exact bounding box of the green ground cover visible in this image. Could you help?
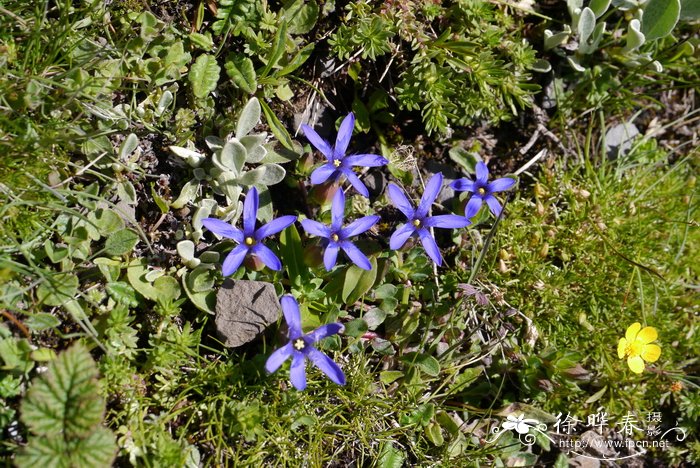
[1,0,698,466]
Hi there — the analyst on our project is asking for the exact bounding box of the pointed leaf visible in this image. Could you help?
[260,99,295,151]
[279,223,307,283]
[104,229,139,256]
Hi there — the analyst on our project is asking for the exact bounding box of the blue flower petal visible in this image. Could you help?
[331,189,345,231]
[255,215,297,240]
[387,183,415,218]
[340,240,372,270]
[323,243,339,271]
[310,163,337,185]
[390,223,415,250]
[307,347,346,386]
[343,169,369,197]
[222,244,249,276]
[306,323,344,343]
[300,219,331,238]
[334,113,355,157]
[485,195,503,217]
[344,154,388,167]
[243,187,259,236]
[201,218,244,243]
[280,295,302,339]
[301,124,333,159]
[475,162,489,185]
[465,197,483,218]
[418,228,442,266]
[339,215,379,239]
[290,353,307,390]
[424,214,470,229]
[450,179,474,192]
[265,342,293,373]
[416,172,443,219]
[251,244,282,271]
[489,177,516,192]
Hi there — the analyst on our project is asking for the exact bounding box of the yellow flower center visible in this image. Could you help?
[333,159,342,167]
[293,338,306,351]
[245,237,255,246]
[331,233,339,242]
[412,219,421,227]
[477,187,487,196]
[625,340,644,357]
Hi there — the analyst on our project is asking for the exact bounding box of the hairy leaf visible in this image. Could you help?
[20,344,104,438]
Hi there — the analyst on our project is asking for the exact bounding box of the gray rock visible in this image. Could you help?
[424,161,460,204]
[215,279,281,347]
[605,123,640,159]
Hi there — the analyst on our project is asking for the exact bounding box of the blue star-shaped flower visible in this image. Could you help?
[388,172,470,266]
[201,187,296,275]
[265,295,346,391]
[301,112,388,197]
[450,162,516,218]
[300,189,379,271]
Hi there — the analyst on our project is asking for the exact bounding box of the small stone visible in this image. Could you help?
[215,279,281,348]
[605,123,640,159]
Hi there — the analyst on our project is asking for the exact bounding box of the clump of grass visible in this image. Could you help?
[490,133,698,447]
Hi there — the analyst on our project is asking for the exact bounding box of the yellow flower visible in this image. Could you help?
[617,322,661,373]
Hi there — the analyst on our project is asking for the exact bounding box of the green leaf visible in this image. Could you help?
[236,97,261,138]
[171,179,200,209]
[279,224,308,283]
[183,267,216,313]
[225,54,257,94]
[260,99,295,151]
[36,273,79,307]
[119,133,139,160]
[624,19,646,52]
[71,427,118,467]
[260,21,288,77]
[283,0,319,34]
[642,0,680,41]
[150,183,170,214]
[342,257,378,305]
[106,282,139,307]
[104,229,139,256]
[589,0,611,17]
[681,0,700,19]
[577,7,596,45]
[153,275,181,303]
[116,180,137,205]
[402,352,440,377]
[425,422,444,446]
[93,257,121,283]
[377,442,405,468]
[126,258,159,300]
[343,318,368,337]
[585,385,608,404]
[25,313,61,332]
[88,209,124,236]
[379,370,403,385]
[277,43,315,77]
[189,54,221,99]
[20,344,104,438]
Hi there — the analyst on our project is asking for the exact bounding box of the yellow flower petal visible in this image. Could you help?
[637,326,658,344]
[641,344,661,363]
[617,338,628,359]
[625,322,641,342]
[627,355,645,374]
